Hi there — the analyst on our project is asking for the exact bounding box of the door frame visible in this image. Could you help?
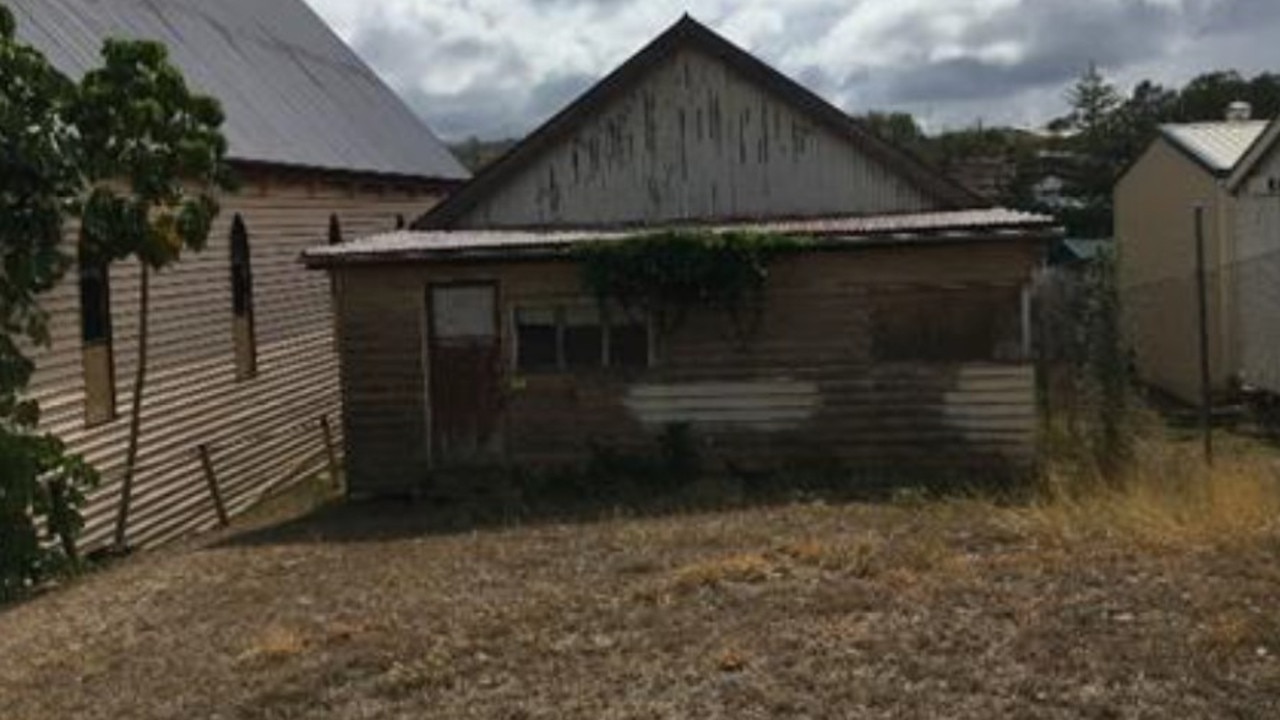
[424,280,503,469]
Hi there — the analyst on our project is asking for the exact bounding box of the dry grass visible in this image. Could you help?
[2,439,1279,719]
[1018,437,1280,548]
[238,625,309,665]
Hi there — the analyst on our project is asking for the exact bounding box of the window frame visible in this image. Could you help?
[78,243,117,427]
[78,254,113,347]
[511,300,653,374]
[230,214,258,380]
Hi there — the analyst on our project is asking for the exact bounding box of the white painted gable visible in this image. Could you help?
[452,46,938,228]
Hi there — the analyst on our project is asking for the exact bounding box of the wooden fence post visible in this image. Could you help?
[319,415,341,488]
[1194,206,1214,466]
[198,444,230,528]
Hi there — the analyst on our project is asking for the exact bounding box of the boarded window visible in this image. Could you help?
[230,215,257,379]
[79,246,115,425]
[515,303,649,372]
[872,285,1022,362]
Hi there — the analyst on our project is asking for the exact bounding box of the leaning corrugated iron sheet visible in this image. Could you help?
[304,208,1058,265]
[1160,121,1269,174]
[9,0,469,181]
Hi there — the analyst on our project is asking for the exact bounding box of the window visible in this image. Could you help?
[608,311,651,368]
[79,244,116,425]
[563,305,604,368]
[871,285,1022,362]
[328,213,343,245]
[230,214,257,379]
[514,303,650,372]
[79,256,111,344]
[515,307,558,371]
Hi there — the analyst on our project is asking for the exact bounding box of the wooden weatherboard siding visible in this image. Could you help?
[26,168,445,551]
[451,45,933,228]
[333,240,1041,495]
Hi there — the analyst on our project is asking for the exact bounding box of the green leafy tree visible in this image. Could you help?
[0,5,98,602]
[71,39,233,549]
[1065,63,1122,138]
[1048,64,1125,237]
[1175,70,1251,121]
[858,111,931,159]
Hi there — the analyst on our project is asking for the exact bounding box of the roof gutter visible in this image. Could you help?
[302,223,1062,270]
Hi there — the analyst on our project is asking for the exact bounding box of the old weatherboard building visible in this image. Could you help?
[305,16,1060,496]
[11,0,468,548]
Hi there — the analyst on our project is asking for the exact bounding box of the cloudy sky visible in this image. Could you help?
[303,0,1280,142]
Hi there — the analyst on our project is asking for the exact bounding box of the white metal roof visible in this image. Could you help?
[304,208,1059,266]
[1161,121,1269,174]
[1228,117,1280,192]
[9,0,469,181]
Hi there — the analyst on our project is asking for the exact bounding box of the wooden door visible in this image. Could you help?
[427,283,504,466]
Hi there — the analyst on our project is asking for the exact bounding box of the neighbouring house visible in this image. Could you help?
[1115,102,1269,403]
[947,154,1019,204]
[11,0,469,549]
[303,16,1060,496]
[1226,115,1280,396]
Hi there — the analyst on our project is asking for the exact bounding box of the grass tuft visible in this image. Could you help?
[238,624,308,665]
[1017,437,1280,548]
[669,553,778,592]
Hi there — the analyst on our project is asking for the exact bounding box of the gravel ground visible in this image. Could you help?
[2,496,1278,719]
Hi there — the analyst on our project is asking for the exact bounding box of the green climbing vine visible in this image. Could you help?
[575,230,803,343]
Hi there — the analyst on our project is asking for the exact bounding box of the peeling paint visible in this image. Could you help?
[456,47,933,229]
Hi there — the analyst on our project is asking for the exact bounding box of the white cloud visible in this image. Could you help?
[304,0,1280,140]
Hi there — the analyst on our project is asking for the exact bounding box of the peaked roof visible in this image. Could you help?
[1227,116,1280,192]
[417,15,979,229]
[9,0,469,181]
[1160,120,1269,176]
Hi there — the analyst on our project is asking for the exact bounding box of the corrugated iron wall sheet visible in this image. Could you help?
[26,174,442,551]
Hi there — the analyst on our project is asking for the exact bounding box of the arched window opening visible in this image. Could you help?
[230,214,257,379]
[328,213,343,245]
[79,240,116,425]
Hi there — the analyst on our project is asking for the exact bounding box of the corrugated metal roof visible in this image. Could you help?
[1228,117,1280,191]
[1161,121,1269,174]
[9,0,469,181]
[306,208,1058,265]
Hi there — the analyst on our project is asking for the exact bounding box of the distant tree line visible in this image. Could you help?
[860,68,1280,237]
[449,136,519,173]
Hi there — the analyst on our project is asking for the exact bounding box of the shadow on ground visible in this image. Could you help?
[217,465,1030,550]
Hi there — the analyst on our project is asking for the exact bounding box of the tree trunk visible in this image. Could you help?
[113,261,150,550]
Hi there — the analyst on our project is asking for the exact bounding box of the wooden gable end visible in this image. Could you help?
[455,47,934,229]
[435,18,968,230]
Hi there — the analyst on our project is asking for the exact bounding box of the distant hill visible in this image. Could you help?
[449,137,520,173]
